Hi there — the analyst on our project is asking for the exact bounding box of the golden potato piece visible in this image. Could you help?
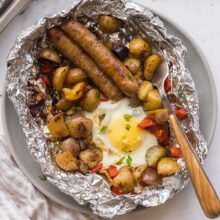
[80,89,101,112]
[65,68,87,84]
[132,164,147,183]
[47,113,69,138]
[143,89,162,111]
[53,66,69,92]
[144,54,162,80]
[129,37,151,59]
[138,81,154,100]
[123,57,141,74]
[141,167,162,186]
[66,117,93,138]
[146,109,169,125]
[56,151,78,171]
[112,166,135,193]
[79,148,103,169]
[98,15,122,33]
[158,157,181,176]
[55,98,73,111]
[39,48,61,63]
[62,82,85,101]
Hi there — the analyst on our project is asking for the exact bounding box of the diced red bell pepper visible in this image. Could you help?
[170,145,183,158]
[40,63,51,74]
[147,124,170,146]
[164,79,171,93]
[175,108,187,120]
[92,163,102,173]
[111,186,124,195]
[101,93,109,102]
[107,165,118,178]
[138,117,156,129]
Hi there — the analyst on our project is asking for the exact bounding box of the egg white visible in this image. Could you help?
[85,98,158,168]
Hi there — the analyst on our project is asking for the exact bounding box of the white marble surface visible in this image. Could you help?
[0,0,219,219]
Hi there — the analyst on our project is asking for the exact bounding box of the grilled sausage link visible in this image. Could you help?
[47,27,123,101]
[61,20,138,97]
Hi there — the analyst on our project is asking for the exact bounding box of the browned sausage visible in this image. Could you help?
[47,27,123,101]
[61,20,138,97]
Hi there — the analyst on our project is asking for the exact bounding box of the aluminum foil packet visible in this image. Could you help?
[6,0,207,218]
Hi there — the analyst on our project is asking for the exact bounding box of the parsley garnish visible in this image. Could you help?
[39,175,47,181]
[126,155,132,167]
[116,156,125,165]
[127,72,135,80]
[125,124,131,130]
[100,125,108,133]
[124,114,132,121]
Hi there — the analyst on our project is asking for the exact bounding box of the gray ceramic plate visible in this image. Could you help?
[2,5,217,216]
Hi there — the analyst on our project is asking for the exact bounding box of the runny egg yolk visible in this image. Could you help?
[108,116,144,152]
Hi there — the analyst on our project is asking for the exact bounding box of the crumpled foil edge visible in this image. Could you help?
[6,0,207,218]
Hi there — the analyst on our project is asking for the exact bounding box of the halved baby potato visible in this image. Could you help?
[39,48,61,63]
[138,81,154,100]
[144,54,162,80]
[143,89,162,111]
[98,15,122,33]
[66,117,93,138]
[55,98,73,111]
[141,167,162,186]
[145,145,167,168]
[157,157,181,176]
[53,66,69,92]
[47,113,69,138]
[112,166,135,193]
[79,148,103,169]
[132,164,147,183]
[62,82,85,101]
[56,151,78,171]
[123,57,141,74]
[65,68,87,84]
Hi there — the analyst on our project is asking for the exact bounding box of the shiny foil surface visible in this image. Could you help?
[6,0,207,218]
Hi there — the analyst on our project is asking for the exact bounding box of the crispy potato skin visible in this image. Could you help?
[61,20,138,97]
[47,27,122,101]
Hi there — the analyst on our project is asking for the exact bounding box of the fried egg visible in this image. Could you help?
[85,98,158,168]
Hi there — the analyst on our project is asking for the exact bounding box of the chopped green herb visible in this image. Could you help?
[116,156,125,165]
[100,125,108,133]
[124,114,132,121]
[126,155,132,167]
[127,72,134,80]
[125,124,131,130]
[39,175,47,181]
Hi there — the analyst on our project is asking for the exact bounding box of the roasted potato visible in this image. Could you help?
[146,109,169,125]
[141,167,162,186]
[55,98,73,111]
[65,68,87,84]
[78,160,89,174]
[39,48,61,63]
[143,89,162,111]
[80,89,101,112]
[66,117,93,138]
[145,145,167,168]
[132,164,147,183]
[62,82,85,101]
[112,167,135,193]
[123,57,141,74]
[98,15,122,33]
[56,151,78,171]
[157,157,181,176]
[47,113,69,138]
[53,66,69,92]
[138,81,154,100]
[129,37,151,59]
[144,54,162,80]
[60,137,80,157]
[79,148,103,169]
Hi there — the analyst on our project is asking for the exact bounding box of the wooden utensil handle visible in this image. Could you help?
[169,114,220,219]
